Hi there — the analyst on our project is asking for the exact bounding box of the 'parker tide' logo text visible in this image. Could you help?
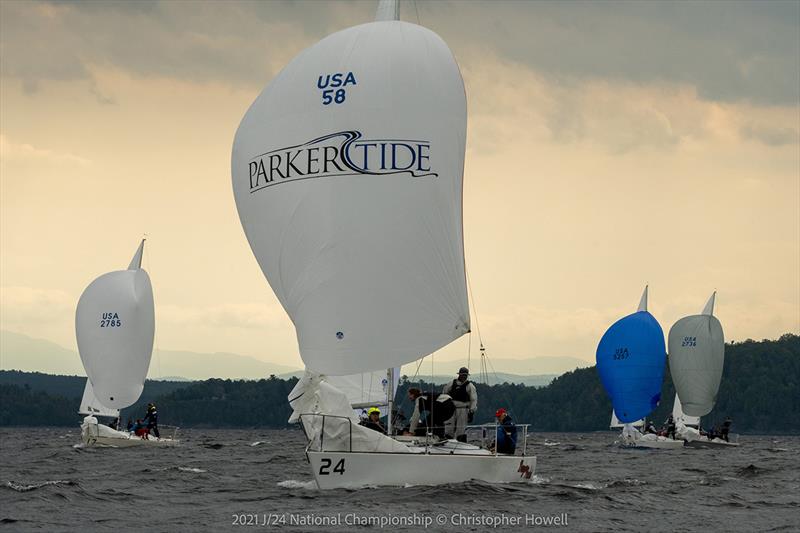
[248,131,436,193]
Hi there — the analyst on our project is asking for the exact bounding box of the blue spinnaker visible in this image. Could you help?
[596,311,666,423]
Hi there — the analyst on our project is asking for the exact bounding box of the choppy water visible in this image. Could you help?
[1,428,798,531]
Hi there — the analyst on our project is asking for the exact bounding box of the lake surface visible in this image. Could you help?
[1,428,798,531]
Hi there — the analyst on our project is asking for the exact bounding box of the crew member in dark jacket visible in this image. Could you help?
[143,403,160,438]
[493,408,517,454]
[403,388,455,438]
[359,407,387,434]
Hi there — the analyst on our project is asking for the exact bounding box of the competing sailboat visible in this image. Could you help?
[597,287,682,449]
[76,240,177,447]
[232,0,535,488]
[668,292,737,447]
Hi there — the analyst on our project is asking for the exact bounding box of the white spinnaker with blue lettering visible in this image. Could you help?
[75,242,154,410]
[668,293,724,418]
[232,19,469,376]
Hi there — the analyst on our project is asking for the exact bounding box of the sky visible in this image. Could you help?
[1,0,798,373]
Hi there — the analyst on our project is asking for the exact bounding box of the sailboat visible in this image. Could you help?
[76,240,177,447]
[668,292,737,447]
[232,0,535,488]
[597,287,683,449]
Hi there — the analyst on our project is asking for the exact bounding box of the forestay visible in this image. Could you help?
[668,292,724,417]
[231,10,470,376]
[596,286,666,424]
[75,240,154,410]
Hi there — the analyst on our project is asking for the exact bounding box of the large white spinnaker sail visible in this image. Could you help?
[79,379,120,418]
[75,240,154,410]
[668,292,724,417]
[231,5,470,377]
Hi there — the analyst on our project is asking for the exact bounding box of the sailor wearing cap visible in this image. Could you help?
[442,367,478,442]
[359,407,387,434]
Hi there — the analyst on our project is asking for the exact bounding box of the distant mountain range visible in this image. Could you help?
[0,330,589,385]
[0,330,298,380]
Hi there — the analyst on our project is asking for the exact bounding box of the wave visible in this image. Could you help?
[5,480,74,493]
[277,479,317,490]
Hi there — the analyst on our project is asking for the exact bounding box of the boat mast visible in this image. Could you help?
[375,0,399,21]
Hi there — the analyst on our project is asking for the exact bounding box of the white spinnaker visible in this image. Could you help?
[78,379,120,418]
[75,241,155,410]
[672,393,700,427]
[610,410,643,428]
[667,293,724,417]
[232,18,469,376]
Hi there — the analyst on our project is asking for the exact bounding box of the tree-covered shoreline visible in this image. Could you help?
[1,334,797,434]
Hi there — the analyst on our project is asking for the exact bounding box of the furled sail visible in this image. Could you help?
[596,286,666,423]
[78,379,120,418]
[231,6,470,376]
[75,240,154,410]
[668,292,724,417]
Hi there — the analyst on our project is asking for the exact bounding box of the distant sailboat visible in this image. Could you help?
[597,287,682,449]
[232,0,534,488]
[668,292,737,447]
[76,240,177,447]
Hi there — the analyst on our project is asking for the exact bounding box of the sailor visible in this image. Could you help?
[665,414,677,440]
[644,420,657,434]
[442,367,477,442]
[133,419,149,439]
[492,408,517,454]
[359,407,386,434]
[404,388,456,438]
[143,403,160,438]
[721,416,732,442]
[126,418,134,431]
[108,417,120,430]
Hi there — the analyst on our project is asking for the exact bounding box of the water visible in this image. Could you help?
[1,428,798,531]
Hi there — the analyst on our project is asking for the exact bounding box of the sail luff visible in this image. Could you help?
[637,285,648,312]
[702,291,716,316]
[128,239,145,270]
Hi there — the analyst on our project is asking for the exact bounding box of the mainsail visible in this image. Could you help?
[78,379,120,418]
[668,292,724,417]
[75,240,155,410]
[610,410,643,429]
[671,393,700,428]
[231,2,470,377]
[596,286,666,423]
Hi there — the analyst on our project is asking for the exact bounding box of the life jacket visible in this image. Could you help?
[449,379,472,402]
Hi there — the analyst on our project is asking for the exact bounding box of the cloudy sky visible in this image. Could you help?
[1,0,798,373]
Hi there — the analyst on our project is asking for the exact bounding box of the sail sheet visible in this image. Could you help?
[671,393,700,427]
[596,288,666,423]
[78,379,120,418]
[75,242,155,410]
[232,17,470,376]
[667,294,724,417]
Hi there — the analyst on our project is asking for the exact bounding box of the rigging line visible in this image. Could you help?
[466,269,483,348]
[413,0,421,25]
[145,234,162,381]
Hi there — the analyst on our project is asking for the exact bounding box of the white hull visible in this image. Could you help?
[626,438,685,450]
[80,417,179,448]
[685,438,740,449]
[307,450,536,490]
